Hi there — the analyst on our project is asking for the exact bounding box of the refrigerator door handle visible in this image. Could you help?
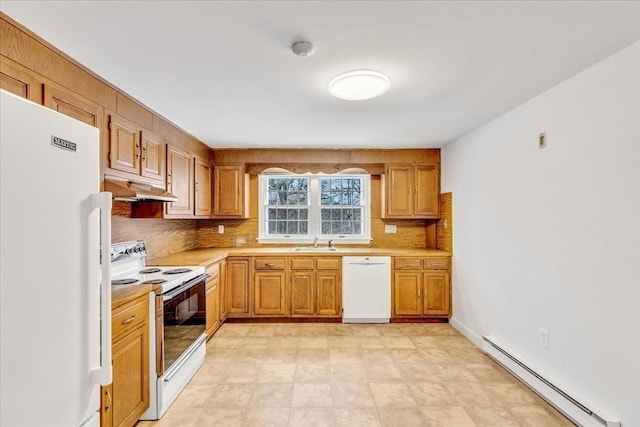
[90,192,113,386]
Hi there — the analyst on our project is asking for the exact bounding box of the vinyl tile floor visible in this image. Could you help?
[136,323,575,427]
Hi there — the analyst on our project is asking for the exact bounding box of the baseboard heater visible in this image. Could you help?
[482,336,620,427]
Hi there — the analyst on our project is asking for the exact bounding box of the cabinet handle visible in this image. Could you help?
[265,263,275,267]
[104,389,111,411]
[135,143,140,159]
[122,314,137,325]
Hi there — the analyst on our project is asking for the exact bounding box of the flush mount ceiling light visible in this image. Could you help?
[329,69,390,101]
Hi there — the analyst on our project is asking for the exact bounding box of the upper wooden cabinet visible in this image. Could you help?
[382,164,440,218]
[44,84,103,128]
[108,115,165,184]
[0,56,42,103]
[195,157,212,217]
[164,147,211,218]
[165,145,194,217]
[213,165,248,218]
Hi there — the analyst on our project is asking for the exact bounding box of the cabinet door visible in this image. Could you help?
[393,272,422,316]
[44,84,103,128]
[100,384,113,427]
[140,131,165,182]
[220,260,228,321]
[385,164,413,217]
[226,258,249,316]
[422,272,450,316]
[0,56,42,102]
[414,164,440,217]
[111,325,149,427]
[165,145,194,216]
[205,276,220,338]
[316,271,341,316]
[109,116,140,175]
[194,156,212,217]
[254,271,287,316]
[213,165,246,217]
[291,271,315,316]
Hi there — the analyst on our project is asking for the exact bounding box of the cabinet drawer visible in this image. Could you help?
[394,258,422,270]
[423,258,450,270]
[206,274,220,291]
[254,257,286,270]
[206,262,220,279]
[316,257,341,270]
[112,296,148,340]
[290,257,315,270]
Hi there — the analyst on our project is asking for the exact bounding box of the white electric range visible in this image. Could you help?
[110,241,208,420]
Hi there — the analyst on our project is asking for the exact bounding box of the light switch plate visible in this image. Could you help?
[218,225,224,234]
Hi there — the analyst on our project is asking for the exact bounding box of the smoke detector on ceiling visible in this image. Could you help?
[291,41,315,57]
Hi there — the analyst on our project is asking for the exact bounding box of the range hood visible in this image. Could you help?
[104,177,178,202]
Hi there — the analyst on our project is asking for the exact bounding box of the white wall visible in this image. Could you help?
[442,41,640,426]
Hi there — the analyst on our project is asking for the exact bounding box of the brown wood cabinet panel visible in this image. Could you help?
[291,271,315,316]
[290,257,315,270]
[393,272,422,316]
[394,258,422,270]
[226,258,249,316]
[316,257,341,270]
[254,271,287,316]
[213,165,248,217]
[205,274,220,338]
[194,156,212,217]
[109,294,149,427]
[220,260,228,321]
[414,164,440,217]
[111,325,149,427]
[0,55,42,102]
[140,131,165,182]
[44,83,103,128]
[422,272,450,316]
[383,164,440,219]
[423,258,450,270]
[165,145,194,217]
[385,164,413,217]
[100,384,113,427]
[254,257,286,270]
[316,271,341,316]
[109,115,140,175]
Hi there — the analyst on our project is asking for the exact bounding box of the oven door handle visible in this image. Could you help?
[162,273,209,301]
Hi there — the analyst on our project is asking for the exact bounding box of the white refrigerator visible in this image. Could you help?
[0,89,112,427]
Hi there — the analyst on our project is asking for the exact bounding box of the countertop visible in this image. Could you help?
[147,247,452,267]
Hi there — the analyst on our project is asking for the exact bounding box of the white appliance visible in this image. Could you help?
[342,256,392,323]
[0,90,112,427]
[110,241,208,420]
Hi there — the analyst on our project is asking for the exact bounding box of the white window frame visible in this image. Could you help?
[258,172,372,244]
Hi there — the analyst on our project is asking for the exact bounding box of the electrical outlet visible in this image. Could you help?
[540,328,550,349]
[384,225,397,233]
[218,225,224,234]
[538,132,547,149]
[443,219,448,229]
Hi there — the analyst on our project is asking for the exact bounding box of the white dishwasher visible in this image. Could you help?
[342,256,391,323]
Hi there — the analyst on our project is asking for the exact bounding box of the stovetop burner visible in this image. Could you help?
[141,279,168,285]
[139,268,162,274]
[163,268,192,275]
[112,278,139,285]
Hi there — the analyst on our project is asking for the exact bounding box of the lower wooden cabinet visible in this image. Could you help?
[392,257,451,319]
[291,257,341,318]
[226,258,250,317]
[254,270,288,316]
[103,294,149,427]
[205,262,221,338]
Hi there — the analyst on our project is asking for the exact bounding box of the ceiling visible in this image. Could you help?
[2,1,639,149]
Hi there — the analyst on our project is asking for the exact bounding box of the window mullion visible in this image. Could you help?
[308,177,320,238]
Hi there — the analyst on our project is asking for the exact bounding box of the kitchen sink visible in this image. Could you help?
[291,247,339,252]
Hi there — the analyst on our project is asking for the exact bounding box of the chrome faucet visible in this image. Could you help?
[313,236,319,248]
